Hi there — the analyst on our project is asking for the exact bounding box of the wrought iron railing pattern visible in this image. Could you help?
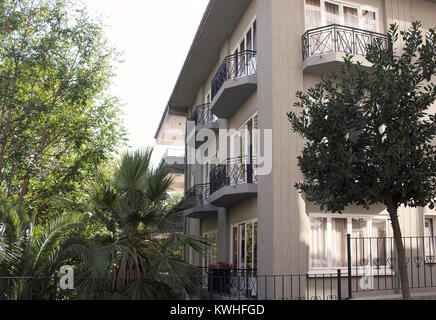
[189,103,219,127]
[1,271,344,301]
[199,268,343,300]
[347,235,436,297]
[302,24,389,60]
[211,50,257,99]
[186,183,212,207]
[209,156,258,195]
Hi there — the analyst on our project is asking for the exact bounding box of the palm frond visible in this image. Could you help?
[115,148,153,192]
[27,213,83,275]
[163,233,210,255]
[150,257,202,296]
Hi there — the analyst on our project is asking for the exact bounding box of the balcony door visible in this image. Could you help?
[232,220,258,270]
[232,19,257,79]
[203,162,210,185]
[230,114,257,184]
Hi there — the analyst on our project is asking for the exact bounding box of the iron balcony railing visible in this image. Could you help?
[209,156,258,195]
[302,24,390,60]
[189,103,219,127]
[186,183,212,207]
[211,50,257,99]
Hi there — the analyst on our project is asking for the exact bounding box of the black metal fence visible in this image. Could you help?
[211,50,257,99]
[302,24,389,60]
[186,183,212,207]
[0,274,195,300]
[0,271,344,301]
[209,156,257,195]
[199,268,343,300]
[190,103,219,127]
[346,235,436,298]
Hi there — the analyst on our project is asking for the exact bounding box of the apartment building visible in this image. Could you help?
[155,110,186,194]
[155,0,436,299]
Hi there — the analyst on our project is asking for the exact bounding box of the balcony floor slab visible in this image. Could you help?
[184,205,219,219]
[209,183,257,207]
[303,51,371,75]
[211,75,257,119]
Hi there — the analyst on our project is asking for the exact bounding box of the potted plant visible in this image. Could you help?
[208,262,233,295]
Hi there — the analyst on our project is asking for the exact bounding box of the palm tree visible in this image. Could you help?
[0,200,83,300]
[72,148,208,300]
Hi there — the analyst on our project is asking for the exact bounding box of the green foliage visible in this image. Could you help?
[288,22,436,298]
[288,22,436,213]
[0,0,127,222]
[67,148,209,300]
[0,199,84,299]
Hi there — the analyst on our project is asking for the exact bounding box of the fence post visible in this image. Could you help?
[347,234,352,299]
[337,269,342,301]
[53,272,58,301]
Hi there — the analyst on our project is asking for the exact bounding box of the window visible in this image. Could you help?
[231,114,258,158]
[232,220,258,269]
[425,216,436,260]
[232,19,257,79]
[204,230,218,267]
[362,10,377,31]
[310,217,327,268]
[344,6,359,28]
[304,0,379,32]
[325,1,340,25]
[309,215,389,270]
[305,0,321,30]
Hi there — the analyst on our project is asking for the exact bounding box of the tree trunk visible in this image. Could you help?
[387,201,411,299]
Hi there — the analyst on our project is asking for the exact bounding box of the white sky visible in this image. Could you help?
[83,0,208,165]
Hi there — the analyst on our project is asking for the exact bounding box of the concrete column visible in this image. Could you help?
[186,218,202,266]
[217,208,229,262]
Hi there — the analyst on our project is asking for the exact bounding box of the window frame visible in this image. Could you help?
[232,17,257,54]
[230,219,258,270]
[304,0,380,33]
[203,229,218,268]
[308,213,390,274]
[424,213,436,260]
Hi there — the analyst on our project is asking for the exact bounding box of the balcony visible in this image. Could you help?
[184,183,218,219]
[159,148,185,174]
[209,156,257,207]
[189,103,220,131]
[302,24,389,75]
[210,50,257,119]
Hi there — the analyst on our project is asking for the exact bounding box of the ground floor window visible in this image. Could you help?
[309,214,389,269]
[231,220,258,270]
[203,230,218,267]
[425,216,436,260]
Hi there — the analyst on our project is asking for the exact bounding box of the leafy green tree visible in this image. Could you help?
[0,0,126,220]
[288,22,436,299]
[69,149,208,300]
[0,199,83,299]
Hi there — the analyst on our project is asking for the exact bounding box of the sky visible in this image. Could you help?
[83,0,209,165]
